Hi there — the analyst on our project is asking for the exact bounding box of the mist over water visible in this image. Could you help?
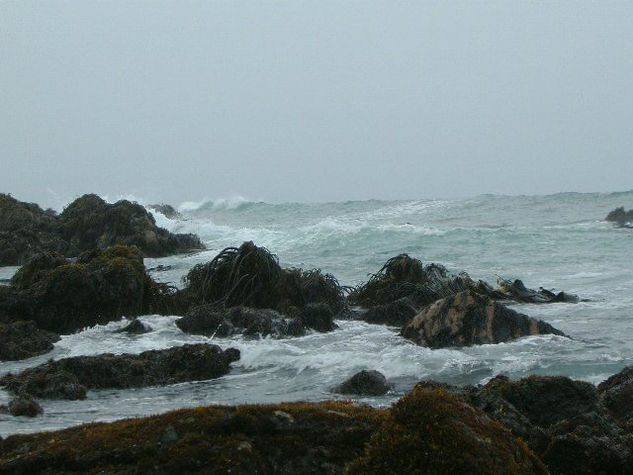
[2,191,633,436]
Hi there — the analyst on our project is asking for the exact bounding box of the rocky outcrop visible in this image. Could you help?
[347,386,546,474]
[357,297,418,326]
[1,246,172,334]
[598,365,633,427]
[147,203,183,220]
[0,320,59,361]
[0,389,546,474]
[332,370,393,396]
[0,344,240,400]
[461,374,633,475]
[401,290,565,348]
[0,193,204,265]
[606,207,633,228]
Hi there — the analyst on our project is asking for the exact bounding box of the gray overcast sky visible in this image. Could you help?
[1,1,632,209]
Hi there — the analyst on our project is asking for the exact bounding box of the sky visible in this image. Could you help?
[1,1,633,209]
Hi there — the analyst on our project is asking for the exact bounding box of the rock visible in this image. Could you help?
[176,305,306,338]
[0,320,59,361]
[346,386,547,474]
[116,319,153,334]
[0,193,67,265]
[401,290,565,348]
[147,203,183,220]
[332,370,393,396]
[0,343,239,399]
[58,194,204,257]
[6,395,43,417]
[0,193,204,266]
[606,207,633,228]
[360,297,418,326]
[5,245,171,334]
[295,302,337,332]
[463,374,633,475]
[598,365,633,424]
[180,242,346,318]
[494,278,579,304]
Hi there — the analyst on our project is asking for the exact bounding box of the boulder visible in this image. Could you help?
[0,343,240,399]
[58,194,203,257]
[1,395,43,417]
[4,246,172,334]
[0,320,59,361]
[332,370,393,396]
[176,305,306,338]
[401,290,565,348]
[346,386,547,474]
[359,297,418,326]
[116,318,153,334]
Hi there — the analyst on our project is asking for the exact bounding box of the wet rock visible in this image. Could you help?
[180,241,345,320]
[147,203,183,220]
[332,370,393,396]
[176,305,306,338]
[5,395,43,417]
[360,297,418,326]
[5,245,172,334]
[0,343,239,399]
[494,277,579,304]
[462,373,633,475]
[0,193,67,266]
[346,386,547,474]
[116,319,153,334]
[606,207,633,228]
[598,365,633,424]
[295,302,337,332]
[401,290,565,348]
[0,320,59,361]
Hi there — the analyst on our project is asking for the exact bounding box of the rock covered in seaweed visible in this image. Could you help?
[0,320,59,361]
[2,245,173,334]
[346,386,547,474]
[332,370,393,396]
[401,290,565,348]
[0,193,204,266]
[598,365,633,426]
[0,394,43,418]
[0,343,240,399]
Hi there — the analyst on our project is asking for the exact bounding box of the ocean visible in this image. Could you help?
[1,191,632,436]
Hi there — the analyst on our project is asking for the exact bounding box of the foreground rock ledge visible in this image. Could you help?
[0,343,240,400]
[401,290,565,348]
[0,389,545,474]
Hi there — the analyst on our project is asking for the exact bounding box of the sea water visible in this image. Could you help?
[2,191,632,436]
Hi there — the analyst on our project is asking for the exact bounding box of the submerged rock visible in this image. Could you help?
[1,394,43,418]
[401,290,565,348]
[0,343,240,399]
[0,320,59,361]
[332,370,393,396]
[116,318,153,334]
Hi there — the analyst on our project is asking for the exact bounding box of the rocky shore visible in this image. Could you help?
[0,195,629,473]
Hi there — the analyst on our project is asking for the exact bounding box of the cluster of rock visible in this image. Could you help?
[0,193,204,266]
[606,206,633,228]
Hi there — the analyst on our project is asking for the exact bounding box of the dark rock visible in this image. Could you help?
[0,320,59,361]
[346,386,547,474]
[360,297,418,326]
[296,302,337,332]
[494,278,579,304]
[401,290,565,348]
[180,241,345,319]
[332,370,393,396]
[5,395,43,418]
[0,343,239,399]
[176,305,306,339]
[606,206,633,228]
[4,246,172,334]
[116,319,153,334]
[58,194,204,257]
[148,203,183,220]
[598,365,633,424]
[0,194,67,265]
